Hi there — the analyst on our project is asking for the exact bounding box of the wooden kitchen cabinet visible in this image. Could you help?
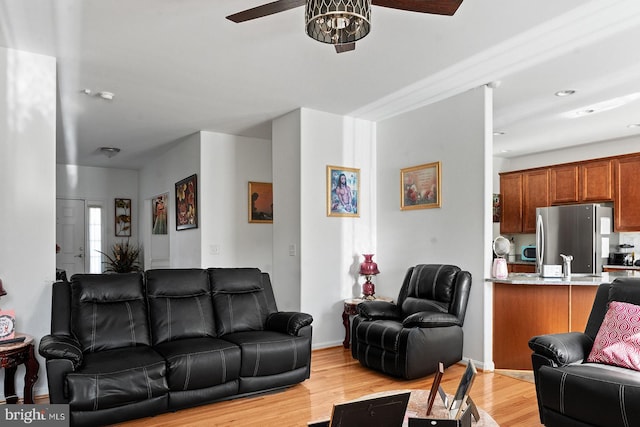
[522,169,549,233]
[507,263,536,273]
[550,164,579,204]
[500,169,548,234]
[581,159,613,202]
[500,172,523,233]
[549,160,612,205]
[614,155,640,231]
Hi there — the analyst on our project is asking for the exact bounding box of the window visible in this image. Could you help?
[88,206,103,273]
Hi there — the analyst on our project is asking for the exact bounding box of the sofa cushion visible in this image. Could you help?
[354,319,405,352]
[66,346,168,411]
[153,337,241,391]
[538,363,640,426]
[223,331,311,377]
[146,269,216,345]
[70,273,151,352]
[587,300,640,370]
[210,268,271,335]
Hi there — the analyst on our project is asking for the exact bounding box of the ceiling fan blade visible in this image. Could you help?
[226,0,306,23]
[335,43,356,53]
[371,0,463,15]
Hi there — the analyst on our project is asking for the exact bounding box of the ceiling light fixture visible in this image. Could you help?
[564,92,640,118]
[305,0,371,45]
[555,90,576,97]
[100,147,121,158]
[494,131,505,136]
[97,91,115,101]
[628,123,640,129]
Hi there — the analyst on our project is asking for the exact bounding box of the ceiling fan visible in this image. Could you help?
[227,0,463,53]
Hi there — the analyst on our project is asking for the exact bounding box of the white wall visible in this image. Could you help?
[376,87,491,367]
[0,47,56,397]
[299,109,377,348]
[272,108,377,347]
[56,164,140,264]
[199,132,273,272]
[139,133,201,268]
[272,111,302,312]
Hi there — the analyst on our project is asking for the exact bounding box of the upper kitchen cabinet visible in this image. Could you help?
[614,155,640,231]
[500,169,549,234]
[500,172,523,233]
[549,160,613,205]
[523,169,550,233]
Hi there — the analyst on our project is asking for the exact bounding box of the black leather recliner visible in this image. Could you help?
[351,264,472,379]
[529,277,640,427]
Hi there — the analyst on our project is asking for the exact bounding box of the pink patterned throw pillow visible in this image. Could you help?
[587,301,640,370]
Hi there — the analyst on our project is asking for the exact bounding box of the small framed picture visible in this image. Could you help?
[175,174,198,230]
[327,165,360,217]
[248,182,273,223]
[115,198,132,236]
[400,161,441,210]
[152,193,169,234]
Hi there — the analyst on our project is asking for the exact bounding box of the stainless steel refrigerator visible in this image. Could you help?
[536,204,617,275]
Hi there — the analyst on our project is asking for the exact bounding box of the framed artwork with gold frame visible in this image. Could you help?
[248,181,273,223]
[400,161,441,210]
[327,165,359,217]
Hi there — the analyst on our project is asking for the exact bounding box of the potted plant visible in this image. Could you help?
[98,239,142,273]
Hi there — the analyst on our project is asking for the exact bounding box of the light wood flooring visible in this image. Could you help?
[111,346,542,427]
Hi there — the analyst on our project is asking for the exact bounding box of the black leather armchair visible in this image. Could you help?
[529,278,640,427]
[351,264,472,379]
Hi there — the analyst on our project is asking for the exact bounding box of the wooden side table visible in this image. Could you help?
[0,333,39,404]
[342,296,393,349]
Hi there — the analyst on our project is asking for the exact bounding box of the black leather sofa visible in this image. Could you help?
[528,277,640,427]
[351,264,472,379]
[38,268,313,427]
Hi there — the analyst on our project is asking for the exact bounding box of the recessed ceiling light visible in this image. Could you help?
[628,123,640,128]
[493,131,505,136]
[564,92,640,118]
[555,90,576,97]
[500,149,510,153]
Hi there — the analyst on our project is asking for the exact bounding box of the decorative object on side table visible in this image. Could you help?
[359,254,380,298]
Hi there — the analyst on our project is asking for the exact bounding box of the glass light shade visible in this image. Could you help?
[305,0,371,45]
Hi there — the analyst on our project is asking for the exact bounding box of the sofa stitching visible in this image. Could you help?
[291,339,297,370]
[93,374,99,411]
[620,385,629,427]
[253,344,261,376]
[165,347,238,360]
[559,372,567,414]
[183,354,192,390]
[167,299,172,341]
[125,301,136,344]
[251,293,262,326]
[195,297,205,335]
[143,366,152,399]
[220,349,227,384]
[91,303,97,352]
[227,295,233,335]
[69,361,167,377]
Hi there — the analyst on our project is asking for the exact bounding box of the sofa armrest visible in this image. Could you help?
[402,311,461,328]
[38,334,83,369]
[528,332,593,366]
[357,301,402,320]
[266,312,313,336]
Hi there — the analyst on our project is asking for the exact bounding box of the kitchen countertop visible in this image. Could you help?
[486,270,640,285]
[604,264,640,271]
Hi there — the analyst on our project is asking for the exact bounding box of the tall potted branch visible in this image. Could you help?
[98,239,142,273]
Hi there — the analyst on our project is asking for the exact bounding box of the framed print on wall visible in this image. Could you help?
[327,165,359,217]
[175,174,198,230]
[400,161,441,210]
[115,198,132,236]
[248,182,273,223]
[151,193,169,234]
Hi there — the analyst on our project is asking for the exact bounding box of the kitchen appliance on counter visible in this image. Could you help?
[609,244,635,265]
[536,204,618,275]
[521,245,536,261]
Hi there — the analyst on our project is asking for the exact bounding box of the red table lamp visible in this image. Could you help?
[359,254,380,298]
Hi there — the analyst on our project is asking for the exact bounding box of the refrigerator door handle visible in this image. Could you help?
[536,213,544,274]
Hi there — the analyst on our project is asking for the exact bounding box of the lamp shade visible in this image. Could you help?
[359,254,379,276]
[0,278,6,297]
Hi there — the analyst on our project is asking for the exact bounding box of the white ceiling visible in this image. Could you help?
[1,0,639,169]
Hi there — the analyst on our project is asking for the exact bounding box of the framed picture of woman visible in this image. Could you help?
[151,193,168,234]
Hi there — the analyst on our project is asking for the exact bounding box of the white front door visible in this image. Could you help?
[56,199,86,277]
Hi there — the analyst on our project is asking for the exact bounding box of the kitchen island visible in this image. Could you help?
[487,271,640,370]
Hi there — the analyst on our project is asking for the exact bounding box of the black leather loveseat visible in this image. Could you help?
[529,277,640,427]
[38,268,313,426]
